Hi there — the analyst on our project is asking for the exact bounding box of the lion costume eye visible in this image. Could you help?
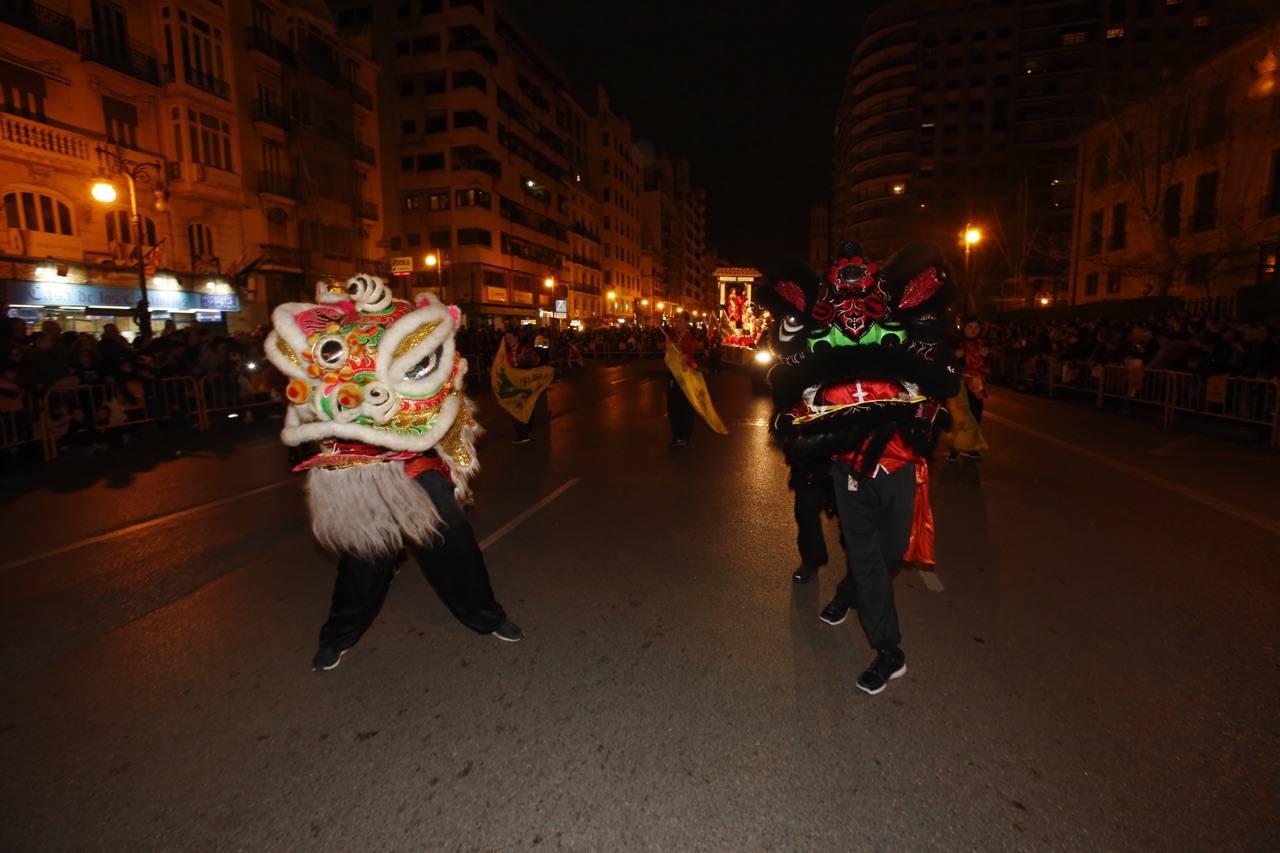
[404,347,441,381]
[314,336,347,368]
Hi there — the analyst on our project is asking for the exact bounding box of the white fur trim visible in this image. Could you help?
[378,304,456,391]
[281,390,461,451]
[306,461,443,558]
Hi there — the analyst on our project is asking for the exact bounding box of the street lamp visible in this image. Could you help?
[962,224,983,313]
[424,251,446,298]
[92,147,164,341]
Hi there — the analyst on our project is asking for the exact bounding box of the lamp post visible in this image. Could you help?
[92,148,164,342]
[962,224,982,314]
[424,250,447,300]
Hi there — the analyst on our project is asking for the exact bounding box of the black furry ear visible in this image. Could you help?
[758,263,821,318]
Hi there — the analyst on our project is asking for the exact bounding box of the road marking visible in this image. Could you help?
[0,479,297,573]
[985,412,1280,537]
[479,478,581,551]
[1152,434,1199,455]
[920,571,945,592]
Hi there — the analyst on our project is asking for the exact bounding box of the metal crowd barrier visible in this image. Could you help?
[992,355,1280,447]
[40,377,203,459]
[199,374,278,425]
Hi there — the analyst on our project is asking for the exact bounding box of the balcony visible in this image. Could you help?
[164,64,230,99]
[353,142,376,165]
[358,200,378,221]
[0,1,75,50]
[245,26,294,64]
[0,113,96,167]
[78,30,160,85]
[258,243,306,269]
[348,81,373,111]
[252,99,290,130]
[257,171,298,198]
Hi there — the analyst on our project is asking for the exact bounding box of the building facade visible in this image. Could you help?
[582,84,642,320]
[1069,28,1280,304]
[641,153,706,319]
[833,0,1274,308]
[0,0,379,336]
[808,202,829,270]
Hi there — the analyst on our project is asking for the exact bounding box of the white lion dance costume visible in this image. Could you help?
[266,274,520,671]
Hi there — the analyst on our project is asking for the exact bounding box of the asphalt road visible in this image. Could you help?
[1,362,1276,852]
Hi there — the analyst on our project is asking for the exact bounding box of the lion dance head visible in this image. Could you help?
[266,274,481,558]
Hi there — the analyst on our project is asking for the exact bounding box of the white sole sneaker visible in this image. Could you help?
[313,649,347,672]
[856,663,906,696]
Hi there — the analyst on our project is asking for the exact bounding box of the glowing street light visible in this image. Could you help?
[424,252,439,267]
[90,179,118,204]
[656,301,665,310]
[964,226,982,247]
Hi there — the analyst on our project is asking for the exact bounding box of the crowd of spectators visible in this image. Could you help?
[982,312,1279,384]
[0,317,268,448]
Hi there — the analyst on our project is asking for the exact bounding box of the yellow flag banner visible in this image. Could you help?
[664,341,729,435]
[939,385,989,453]
[490,339,555,424]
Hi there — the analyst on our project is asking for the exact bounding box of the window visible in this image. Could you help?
[1186,254,1212,290]
[1091,141,1109,190]
[1110,202,1128,249]
[0,59,47,119]
[429,228,450,248]
[1163,183,1183,235]
[1062,31,1087,45]
[399,77,416,96]
[457,227,491,247]
[102,97,139,148]
[453,110,488,131]
[424,112,447,133]
[401,155,414,171]
[1190,170,1218,231]
[187,109,234,170]
[456,188,491,208]
[188,222,214,265]
[395,40,410,55]
[412,35,441,54]
[402,119,416,135]
[422,0,443,12]
[1198,81,1227,147]
[426,190,449,210]
[407,232,421,247]
[2,191,73,235]
[1106,26,1125,39]
[1085,272,1099,295]
[423,71,446,94]
[105,209,156,245]
[174,10,226,94]
[417,153,445,171]
[403,193,422,210]
[1105,269,1122,294]
[451,69,486,91]
[1259,242,1278,287]
[1088,210,1105,254]
[1264,148,1280,217]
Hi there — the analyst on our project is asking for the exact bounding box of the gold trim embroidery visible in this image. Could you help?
[393,321,440,359]
[276,337,301,367]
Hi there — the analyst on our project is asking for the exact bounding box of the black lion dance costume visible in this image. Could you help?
[266,274,521,672]
[759,241,960,695]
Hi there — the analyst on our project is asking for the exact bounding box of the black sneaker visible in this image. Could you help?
[819,597,849,626]
[512,436,532,445]
[856,647,907,695]
[669,438,690,449]
[792,563,819,583]
[946,450,958,463]
[959,450,982,461]
[491,620,524,642]
[311,645,348,672]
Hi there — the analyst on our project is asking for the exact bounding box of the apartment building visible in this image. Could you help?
[0,0,379,335]
[833,0,1273,306]
[581,84,643,319]
[809,203,830,271]
[1070,28,1280,303]
[641,154,706,316]
[335,0,580,325]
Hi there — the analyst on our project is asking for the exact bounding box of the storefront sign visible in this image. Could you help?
[484,286,509,303]
[512,291,533,305]
[390,256,414,274]
[5,280,239,312]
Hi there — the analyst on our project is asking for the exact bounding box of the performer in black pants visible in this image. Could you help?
[315,467,515,667]
[789,465,831,583]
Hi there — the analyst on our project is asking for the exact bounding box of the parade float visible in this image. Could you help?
[713,266,771,372]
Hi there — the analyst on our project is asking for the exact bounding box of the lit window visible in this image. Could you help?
[1106,26,1124,39]
[1193,15,1210,28]
[1061,31,1087,46]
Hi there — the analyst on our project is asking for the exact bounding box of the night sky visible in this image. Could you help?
[505,0,869,272]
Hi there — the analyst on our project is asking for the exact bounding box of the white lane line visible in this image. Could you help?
[0,479,297,573]
[1151,434,1199,455]
[920,571,945,592]
[479,478,581,551]
[985,412,1280,537]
